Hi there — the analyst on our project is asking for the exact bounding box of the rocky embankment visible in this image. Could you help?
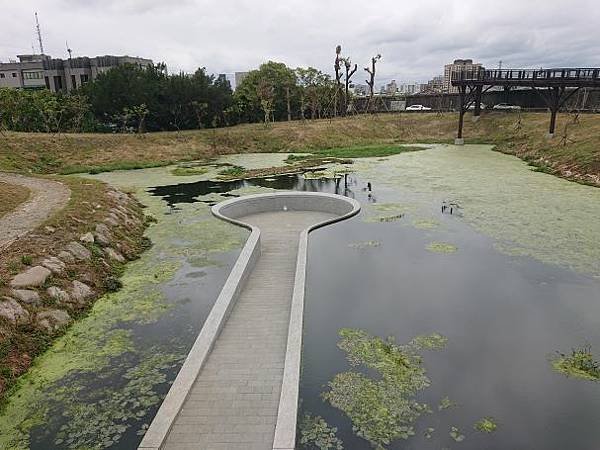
[0,187,149,396]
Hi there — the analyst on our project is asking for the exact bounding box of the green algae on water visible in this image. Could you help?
[550,345,600,382]
[348,240,381,250]
[426,242,458,254]
[450,426,465,442]
[299,414,344,450]
[474,417,498,433]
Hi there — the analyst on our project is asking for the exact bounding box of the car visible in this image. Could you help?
[406,104,432,111]
[467,102,486,110]
[492,103,521,111]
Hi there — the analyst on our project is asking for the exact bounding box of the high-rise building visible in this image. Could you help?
[0,53,153,92]
[443,59,482,93]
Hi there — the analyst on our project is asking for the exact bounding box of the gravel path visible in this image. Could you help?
[0,173,71,250]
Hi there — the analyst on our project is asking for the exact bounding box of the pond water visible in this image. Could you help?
[1,145,599,450]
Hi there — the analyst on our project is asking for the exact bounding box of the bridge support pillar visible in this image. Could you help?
[473,85,483,117]
[456,85,466,144]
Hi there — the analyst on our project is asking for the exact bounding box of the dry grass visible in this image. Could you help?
[0,112,599,184]
[0,183,30,219]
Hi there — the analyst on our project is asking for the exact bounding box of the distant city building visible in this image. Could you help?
[0,53,153,92]
[234,71,248,89]
[385,79,398,95]
[424,75,444,93]
[443,59,482,93]
[352,83,369,96]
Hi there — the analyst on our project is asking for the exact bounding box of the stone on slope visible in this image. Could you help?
[11,289,41,305]
[47,286,71,303]
[66,241,91,261]
[71,280,94,305]
[10,266,51,288]
[103,247,125,262]
[37,309,71,332]
[80,232,95,243]
[41,256,66,274]
[0,297,30,324]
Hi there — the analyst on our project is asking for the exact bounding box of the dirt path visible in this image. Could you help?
[0,173,71,250]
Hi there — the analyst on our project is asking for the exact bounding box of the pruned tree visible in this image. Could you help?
[364,54,381,113]
[334,45,343,117]
[342,57,358,116]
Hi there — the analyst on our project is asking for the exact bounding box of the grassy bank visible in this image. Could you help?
[0,177,149,400]
[0,112,599,185]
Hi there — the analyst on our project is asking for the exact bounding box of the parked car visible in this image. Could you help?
[467,102,486,110]
[406,104,432,111]
[492,103,521,111]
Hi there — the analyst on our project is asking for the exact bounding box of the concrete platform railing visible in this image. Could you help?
[139,192,360,450]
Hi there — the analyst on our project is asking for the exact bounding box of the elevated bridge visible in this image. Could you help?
[451,67,600,141]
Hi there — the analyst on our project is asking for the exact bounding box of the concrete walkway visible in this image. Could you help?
[163,210,334,450]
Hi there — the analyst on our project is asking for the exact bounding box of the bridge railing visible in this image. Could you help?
[452,67,600,84]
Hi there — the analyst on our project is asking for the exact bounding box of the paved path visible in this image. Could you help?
[163,210,334,450]
[0,173,71,250]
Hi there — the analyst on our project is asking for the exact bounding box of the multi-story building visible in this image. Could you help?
[0,53,153,92]
[443,59,482,93]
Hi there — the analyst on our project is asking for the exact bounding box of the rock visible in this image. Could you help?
[71,280,94,305]
[80,232,95,243]
[58,250,75,264]
[41,256,66,275]
[47,286,70,303]
[94,232,111,247]
[104,248,125,262]
[11,289,41,305]
[104,215,120,227]
[37,309,71,332]
[66,241,91,261]
[0,297,30,324]
[10,266,52,288]
[44,226,56,233]
[95,223,111,235]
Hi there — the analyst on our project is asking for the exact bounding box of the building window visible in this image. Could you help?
[24,71,43,80]
[12,72,17,78]
[80,74,89,83]
[71,74,77,89]
[0,73,5,78]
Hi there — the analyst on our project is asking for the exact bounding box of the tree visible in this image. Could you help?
[256,79,275,125]
[234,61,299,123]
[334,45,343,117]
[342,57,358,115]
[296,67,333,119]
[364,54,381,113]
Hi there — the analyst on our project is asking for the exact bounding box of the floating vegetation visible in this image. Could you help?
[170,166,209,177]
[373,213,404,223]
[303,170,341,180]
[412,218,440,230]
[424,427,435,439]
[426,242,458,254]
[299,414,344,450]
[438,396,456,411]
[218,165,246,178]
[474,417,498,433]
[364,203,412,224]
[54,350,185,449]
[551,345,600,381]
[450,426,465,442]
[322,329,447,449]
[348,240,381,250]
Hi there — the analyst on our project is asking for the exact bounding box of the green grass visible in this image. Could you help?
[170,166,209,176]
[60,160,174,175]
[218,165,246,178]
[311,144,427,159]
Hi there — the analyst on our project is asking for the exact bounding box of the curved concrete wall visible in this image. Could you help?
[139,192,359,450]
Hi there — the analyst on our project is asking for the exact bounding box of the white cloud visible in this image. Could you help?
[1,0,599,84]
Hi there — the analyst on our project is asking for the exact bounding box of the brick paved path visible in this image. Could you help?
[163,210,333,450]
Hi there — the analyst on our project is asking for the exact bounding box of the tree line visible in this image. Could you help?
[0,45,381,133]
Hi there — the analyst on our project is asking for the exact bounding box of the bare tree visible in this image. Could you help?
[342,57,357,116]
[364,54,381,113]
[334,45,343,117]
[257,79,275,126]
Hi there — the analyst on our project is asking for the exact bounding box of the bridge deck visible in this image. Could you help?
[163,210,334,450]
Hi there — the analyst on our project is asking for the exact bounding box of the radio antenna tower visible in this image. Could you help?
[35,12,45,55]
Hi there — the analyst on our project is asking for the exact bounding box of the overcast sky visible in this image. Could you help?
[1,0,599,85]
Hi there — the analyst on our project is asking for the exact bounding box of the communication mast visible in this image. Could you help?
[35,12,45,55]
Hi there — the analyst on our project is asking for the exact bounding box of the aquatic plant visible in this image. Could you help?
[551,345,600,381]
[412,218,440,230]
[426,242,458,254]
[218,165,246,178]
[322,329,447,450]
[299,414,344,450]
[348,240,381,250]
[423,427,435,439]
[170,166,209,176]
[474,417,498,433]
[437,396,456,411]
[449,426,465,442]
